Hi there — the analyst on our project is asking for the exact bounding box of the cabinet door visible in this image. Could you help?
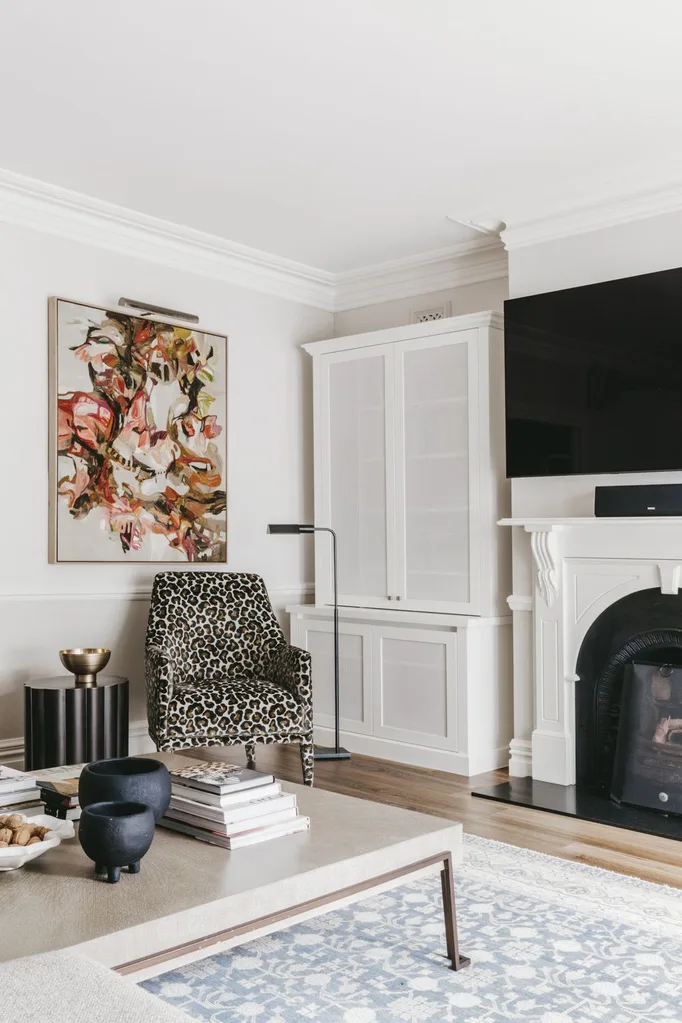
[314,347,396,608]
[393,330,480,613]
[372,627,459,750]
[292,617,372,735]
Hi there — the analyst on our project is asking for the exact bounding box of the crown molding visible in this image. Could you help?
[303,309,502,355]
[0,168,337,310]
[331,238,508,311]
[502,180,682,250]
[0,168,507,313]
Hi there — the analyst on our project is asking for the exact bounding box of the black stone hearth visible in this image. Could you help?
[471,777,682,840]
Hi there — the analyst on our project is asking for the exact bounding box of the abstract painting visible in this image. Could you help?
[49,298,227,563]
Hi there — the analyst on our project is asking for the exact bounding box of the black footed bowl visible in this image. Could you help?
[79,801,155,884]
[79,757,171,822]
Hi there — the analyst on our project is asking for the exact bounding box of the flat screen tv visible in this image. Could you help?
[504,265,682,478]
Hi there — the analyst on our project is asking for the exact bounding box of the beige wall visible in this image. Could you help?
[0,219,333,760]
[333,277,508,336]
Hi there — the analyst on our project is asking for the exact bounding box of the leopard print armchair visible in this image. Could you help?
[145,571,314,785]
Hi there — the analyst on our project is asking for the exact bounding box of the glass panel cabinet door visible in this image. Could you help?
[394,330,478,612]
[316,348,395,607]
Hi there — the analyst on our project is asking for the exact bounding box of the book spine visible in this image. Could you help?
[40,789,78,808]
[158,817,230,849]
[44,805,81,820]
[0,797,42,814]
[164,805,299,836]
[227,816,310,849]
[0,789,41,806]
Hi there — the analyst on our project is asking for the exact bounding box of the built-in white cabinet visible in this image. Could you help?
[306,313,509,616]
[288,605,512,775]
[295,312,513,776]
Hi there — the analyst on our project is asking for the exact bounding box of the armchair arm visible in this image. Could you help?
[144,644,175,740]
[263,642,313,710]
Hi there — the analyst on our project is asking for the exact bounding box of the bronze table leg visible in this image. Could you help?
[441,852,471,971]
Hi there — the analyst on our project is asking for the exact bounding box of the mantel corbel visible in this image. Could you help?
[529,528,560,607]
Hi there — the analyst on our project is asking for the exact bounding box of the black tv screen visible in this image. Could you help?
[504,266,682,478]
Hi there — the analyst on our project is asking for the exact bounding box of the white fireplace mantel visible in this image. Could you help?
[500,516,682,528]
[499,515,682,785]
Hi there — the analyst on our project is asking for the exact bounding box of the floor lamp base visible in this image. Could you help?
[313,745,351,761]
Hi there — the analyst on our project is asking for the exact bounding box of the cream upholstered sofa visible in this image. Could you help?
[1,951,191,1022]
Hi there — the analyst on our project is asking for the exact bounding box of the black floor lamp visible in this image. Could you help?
[267,524,350,761]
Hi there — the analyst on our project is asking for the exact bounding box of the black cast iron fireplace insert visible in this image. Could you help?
[575,589,682,793]
[611,660,682,815]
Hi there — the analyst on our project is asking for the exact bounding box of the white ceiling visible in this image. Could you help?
[2,1,682,272]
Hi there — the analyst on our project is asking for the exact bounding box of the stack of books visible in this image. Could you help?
[36,768,82,821]
[159,762,310,849]
[0,766,43,818]
[0,764,85,820]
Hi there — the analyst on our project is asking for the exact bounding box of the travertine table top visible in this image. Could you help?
[0,753,462,968]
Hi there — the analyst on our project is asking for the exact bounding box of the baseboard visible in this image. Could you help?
[0,735,25,769]
[469,745,512,775]
[313,725,475,775]
[0,719,155,768]
[128,720,157,755]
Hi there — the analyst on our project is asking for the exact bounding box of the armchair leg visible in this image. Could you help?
[245,740,256,768]
[300,732,315,787]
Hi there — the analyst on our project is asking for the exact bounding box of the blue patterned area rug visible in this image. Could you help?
[143,834,682,1022]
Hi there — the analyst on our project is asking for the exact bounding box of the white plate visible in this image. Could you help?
[0,814,75,871]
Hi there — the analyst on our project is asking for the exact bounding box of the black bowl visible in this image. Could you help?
[79,801,155,883]
[79,757,171,822]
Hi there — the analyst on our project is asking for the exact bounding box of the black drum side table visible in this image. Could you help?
[24,675,129,770]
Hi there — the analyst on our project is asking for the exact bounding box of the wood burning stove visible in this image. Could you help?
[611,661,682,815]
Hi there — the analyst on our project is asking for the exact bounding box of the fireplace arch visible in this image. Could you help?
[575,588,682,790]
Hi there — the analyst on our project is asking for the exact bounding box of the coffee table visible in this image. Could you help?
[0,753,468,976]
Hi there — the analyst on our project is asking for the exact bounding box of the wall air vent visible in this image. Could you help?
[411,302,452,323]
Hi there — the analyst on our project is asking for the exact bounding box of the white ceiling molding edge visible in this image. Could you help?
[0,168,337,309]
[502,180,682,250]
[0,168,508,312]
[332,239,508,311]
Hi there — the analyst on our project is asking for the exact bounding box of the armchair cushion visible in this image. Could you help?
[164,676,307,742]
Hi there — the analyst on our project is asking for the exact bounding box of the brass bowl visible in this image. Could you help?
[59,648,111,688]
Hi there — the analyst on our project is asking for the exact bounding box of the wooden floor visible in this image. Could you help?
[186,743,682,889]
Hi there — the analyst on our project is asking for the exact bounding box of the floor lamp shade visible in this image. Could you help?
[267,524,350,762]
[266,524,314,534]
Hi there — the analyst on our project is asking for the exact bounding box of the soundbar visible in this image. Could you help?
[595,483,682,517]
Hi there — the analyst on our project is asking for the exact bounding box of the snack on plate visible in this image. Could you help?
[0,817,52,847]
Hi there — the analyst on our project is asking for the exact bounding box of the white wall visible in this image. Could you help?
[0,220,333,757]
[333,277,508,336]
[509,210,682,299]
